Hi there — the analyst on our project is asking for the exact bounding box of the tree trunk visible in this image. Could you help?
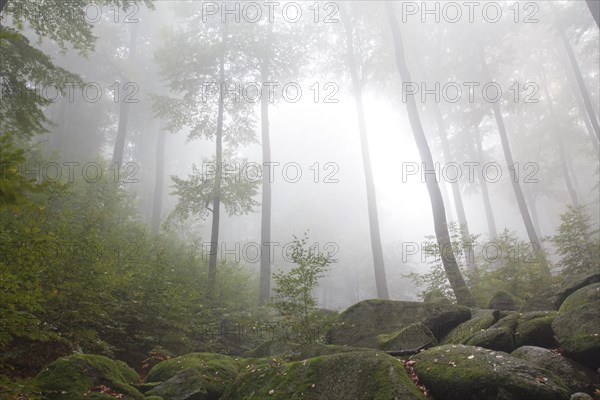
[586,0,600,28]
[0,0,8,14]
[474,126,498,239]
[341,8,389,299]
[207,22,227,298]
[556,16,600,141]
[478,44,549,274]
[541,80,580,208]
[111,23,139,166]
[386,3,475,307]
[432,104,478,274]
[556,43,600,152]
[151,128,166,235]
[259,28,273,304]
[524,185,542,238]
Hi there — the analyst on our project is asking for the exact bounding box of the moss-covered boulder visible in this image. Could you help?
[552,300,600,370]
[465,313,519,353]
[511,346,599,394]
[221,351,427,400]
[441,309,500,344]
[326,299,470,348]
[423,289,451,304]
[245,340,298,359]
[377,322,437,351]
[488,291,520,311]
[36,354,144,400]
[411,344,571,400]
[559,283,600,313]
[514,311,559,348]
[144,353,239,400]
[521,272,600,312]
[286,343,373,361]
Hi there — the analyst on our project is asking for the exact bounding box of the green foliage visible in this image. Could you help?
[406,225,554,305]
[168,156,260,226]
[0,148,259,372]
[549,205,600,276]
[271,233,335,344]
[470,230,554,305]
[404,222,476,301]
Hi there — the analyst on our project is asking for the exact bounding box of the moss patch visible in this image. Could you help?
[441,309,499,344]
[36,354,143,400]
[552,300,600,369]
[411,345,571,400]
[326,299,470,348]
[144,352,240,400]
[221,351,427,400]
[377,322,437,351]
[559,283,600,314]
[515,311,558,348]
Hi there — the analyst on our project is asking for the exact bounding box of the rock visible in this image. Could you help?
[36,354,144,400]
[286,343,373,361]
[442,309,500,344]
[521,272,600,312]
[423,289,451,304]
[411,344,571,400]
[511,346,598,394]
[466,313,519,353]
[515,311,559,348]
[145,353,239,400]
[326,299,470,348]
[377,322,437,351]
[570,393,593,400]
[245,340,297,358]
[221,351,428,400]
[488,291,520,311]
[552,300,600,369]
[559,283,600,313]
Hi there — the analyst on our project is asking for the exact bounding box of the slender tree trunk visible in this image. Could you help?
[151,127,166,235]
[524,186,542,238]
[386,3,475,307]
[474,126,498,239]
[432,105,478,274]
[112,23,139,166]
[0,0,8,14]
[541,80,580,207]
[479,44,549,274]
[586,0,600,28]
[440,181,455,222]
[207,22,227,298]
[341,9,389,299]
[259,28,273,304]
[556,16,600,141]
[556,44,600,152]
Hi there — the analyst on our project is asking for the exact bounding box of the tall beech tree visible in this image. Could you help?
[386,3,475,307]
[154,3,257,297]
[478,43,548,273]
[340,4,389,299]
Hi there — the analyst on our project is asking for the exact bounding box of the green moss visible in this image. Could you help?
[326,299,469,348]
[464,313,518,353]
[559,283,600,313]
[377,322,437,351]
[221,351,427,400]
[441,310,499,344]
[515,311,558,348]
[411,345,571,400]
[36,354,144,400]
[552,300,600,369]
[144,353,241,400]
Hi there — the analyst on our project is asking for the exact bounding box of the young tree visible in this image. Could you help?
[385,3,475,307]
[271,233,335,344]
[154,3,257,297]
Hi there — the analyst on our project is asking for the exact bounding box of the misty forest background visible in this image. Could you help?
[1,0,599,377]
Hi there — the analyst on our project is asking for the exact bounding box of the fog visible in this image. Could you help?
[3,0,599,310]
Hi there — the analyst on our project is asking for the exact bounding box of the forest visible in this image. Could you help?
[0,1,599,399]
